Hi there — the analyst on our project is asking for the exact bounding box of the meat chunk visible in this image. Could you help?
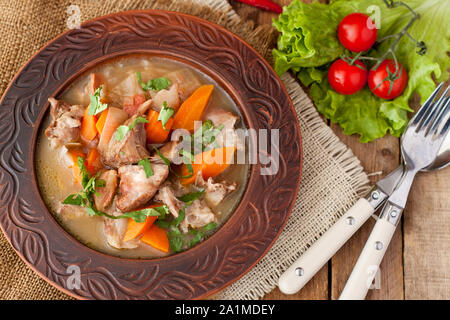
[151,83,180,111]
[180,199,215,233]
[101,114,150,168]
[103,202,139,249]
[205,108,238,130]
[154,184,184,218]
[93,170,118,211]
[167,69,201,101]
[150,141,181,164]
[116,163,169,212]
[45,98,85,149]
[57,203,86,220]
[195,175,237,207]
[136,99,153,115]
[123,94,146,116]
[204,108,241,149]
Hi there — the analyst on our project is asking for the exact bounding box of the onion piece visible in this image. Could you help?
[97,107,128,151]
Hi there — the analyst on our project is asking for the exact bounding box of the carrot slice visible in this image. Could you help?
[179,154,203,185]
[86,148,102,176]
[124,216,157,242]
[123,204,161,242]
[180,146,236,185]
[172,84,214,132]
[80,107,98,141]
[141,224,169,253]
[95,109,108,135]
[201,146,236,179]
[67,150,86,183]
[145,110,174,144]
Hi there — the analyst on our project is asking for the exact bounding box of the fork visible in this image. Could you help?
[339,84,450,300]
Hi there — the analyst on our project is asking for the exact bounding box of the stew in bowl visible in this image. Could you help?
[36,55,249,258]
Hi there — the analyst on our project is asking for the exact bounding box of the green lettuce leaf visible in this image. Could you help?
[273,0,450,142]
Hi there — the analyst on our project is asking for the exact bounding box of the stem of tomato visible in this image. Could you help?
[342,0,425,78]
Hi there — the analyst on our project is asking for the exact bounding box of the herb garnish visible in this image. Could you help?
[115,116,149,141]
[185,120,224,154]
[88,86,108,115]
[153,146,194,179]
[168,226,184,252]
[138,158,154,178]
[62,156,168,223]
[177,189,204,205]
[157,101,174,130]
[153,146,171,166]
[167,220,217,252]
[155,189,215,252]
[136,71,171,92]
[189,222,217,247]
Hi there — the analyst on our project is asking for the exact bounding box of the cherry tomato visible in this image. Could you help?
[368,60,408,100]
[338,13,377,52]
[328,59,368,95]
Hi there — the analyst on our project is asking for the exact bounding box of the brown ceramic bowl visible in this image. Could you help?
[0,10,302,299]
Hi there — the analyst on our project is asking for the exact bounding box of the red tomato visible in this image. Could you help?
[338,13,377,52]
[328,59,368,95]
[368,60,408,100]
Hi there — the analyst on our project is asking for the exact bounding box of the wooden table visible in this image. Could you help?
[231,0,450,300]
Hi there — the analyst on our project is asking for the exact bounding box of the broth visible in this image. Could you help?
[36,55,249,259]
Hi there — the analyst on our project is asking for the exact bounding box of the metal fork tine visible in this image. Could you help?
[424,94,449,134]
[411,83,444,126]
[430,98,450,135]
[417,86,449,133]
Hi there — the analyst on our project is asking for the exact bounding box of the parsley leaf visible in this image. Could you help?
[77,156,90,188]
[155,220,170,229]
[136,71,171,92]
[177,189,204,205]
[189,222,217,247]
[203,222,217,231]
[153,146,171,166]
[62,194,83,206]
[189,120,224,153]
[87,86,108,115]
[189,229,204,247]
[171,207,185,228]
[180,149,194,179]
[115,116,149,141]
[138,158,153,178]
[154,146,194,179]
[114,126,129,141]
[157,101,174,130]
[168,232,184,252]
[113,206,169,223]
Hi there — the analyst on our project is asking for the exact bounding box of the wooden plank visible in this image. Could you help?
[403,163,450,299]
[329,128,404,299]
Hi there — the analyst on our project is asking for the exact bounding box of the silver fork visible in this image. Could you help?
[339,84,450,300]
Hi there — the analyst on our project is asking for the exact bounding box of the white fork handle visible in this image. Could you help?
[339,218,396,300]
[278,199,374,295]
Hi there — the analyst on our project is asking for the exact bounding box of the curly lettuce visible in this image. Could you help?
[273,0,450,142]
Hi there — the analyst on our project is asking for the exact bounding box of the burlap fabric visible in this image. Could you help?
[0,0,370,300]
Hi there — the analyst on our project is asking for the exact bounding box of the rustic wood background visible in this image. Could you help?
[231,0,450,300]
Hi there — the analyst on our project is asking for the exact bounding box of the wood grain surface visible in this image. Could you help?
[231,0,450,300]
